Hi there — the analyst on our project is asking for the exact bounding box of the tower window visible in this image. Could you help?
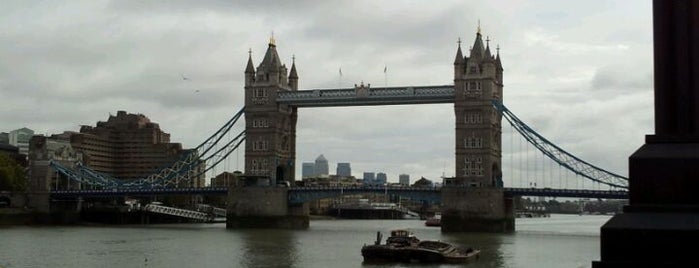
[254,89,267,98]
[464,112,483,124]
[252,118,269,128]
[464,135,483,149]
[253,139,269,151]
[463,155,484,177]
[464,82,482,97]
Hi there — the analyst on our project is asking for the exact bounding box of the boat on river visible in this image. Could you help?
[425,213,441,226]
[361,229,479,264]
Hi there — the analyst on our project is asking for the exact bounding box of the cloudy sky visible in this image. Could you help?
[0,1,653,185]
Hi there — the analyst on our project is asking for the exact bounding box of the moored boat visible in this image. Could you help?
[425,213,441,226]
[361,229,479,264]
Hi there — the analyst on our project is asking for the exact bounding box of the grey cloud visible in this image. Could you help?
[591,65,652,91]
[0,0,655,182]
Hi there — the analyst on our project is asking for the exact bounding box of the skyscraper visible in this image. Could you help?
[376,172,387,185]
[336,162,351,177]
[363,172,375,185]
[314,154,329,176]
[302,162,315,178]
[399,174,410,186]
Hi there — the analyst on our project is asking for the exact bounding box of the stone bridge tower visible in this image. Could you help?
[243,37,298,185]
[442,29,513,232]
[229,39,307,230]
[453,29,504,187]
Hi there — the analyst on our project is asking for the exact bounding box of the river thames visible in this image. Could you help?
[0,214,608,268]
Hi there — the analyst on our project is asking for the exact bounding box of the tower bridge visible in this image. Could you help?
[45,29,629,232]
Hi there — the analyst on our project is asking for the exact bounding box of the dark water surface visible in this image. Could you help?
[0,214,608,268]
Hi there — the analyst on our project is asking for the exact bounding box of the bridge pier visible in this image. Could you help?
[226,186,308,229]
[440,187,514,232]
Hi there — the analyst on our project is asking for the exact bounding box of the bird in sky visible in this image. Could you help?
[181,74,190,81]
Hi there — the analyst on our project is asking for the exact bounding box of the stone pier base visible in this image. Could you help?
[226,187,309,229]
[441,187,514,232]
[593,143,699,267]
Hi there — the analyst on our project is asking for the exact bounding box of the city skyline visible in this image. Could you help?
[0,1,653,181]
[300,154,408,182]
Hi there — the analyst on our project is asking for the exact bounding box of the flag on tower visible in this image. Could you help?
[339,67,343,76]
[384,65,387,73]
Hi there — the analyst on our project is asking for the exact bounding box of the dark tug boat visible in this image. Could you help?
[361,229,480,264]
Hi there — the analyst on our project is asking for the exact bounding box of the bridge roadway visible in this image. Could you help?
[50,186,628,202]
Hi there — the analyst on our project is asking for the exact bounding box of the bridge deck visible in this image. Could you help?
[277,85,455,107]
[50,186,627,201]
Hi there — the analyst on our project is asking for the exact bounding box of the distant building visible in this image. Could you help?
[376,172,387,185]
[0,132,8,144]
[0,143,18,154]
[8,127,34,157]
[412,177,434,187]
[363,172,375,185]
[314,154,329,177]
[39,111,204,187]
[28,134,83,191]
[336,162,351,177]
[211,171,242,187]
[399,174,410,186]
[0,143,25,168]
[302,162,315,178]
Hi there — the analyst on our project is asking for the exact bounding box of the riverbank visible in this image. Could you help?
[0,208,80,225]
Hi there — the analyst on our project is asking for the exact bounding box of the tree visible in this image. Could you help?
[0,152,26,192]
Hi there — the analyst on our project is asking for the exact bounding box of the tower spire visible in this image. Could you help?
[470,27,485,60]
[484,36,493,59]
[245,48,255,74]
[288,54,298,90]
[454,37,465,65]
[477,19,481,35]
[289,54,298,79]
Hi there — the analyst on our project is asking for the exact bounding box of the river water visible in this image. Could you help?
[0,214,608,268]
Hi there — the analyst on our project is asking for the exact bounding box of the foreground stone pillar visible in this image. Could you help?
[593,1,699,266]
[226,186,308,229]
[441,187,514,232]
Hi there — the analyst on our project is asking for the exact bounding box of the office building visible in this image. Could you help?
[399,174,410,186]
[41,111,204,187]
[363,172,375,185]
[336,162,351,177]
[8,127,34,157]
[302,162,315,178]
[314,154,329,176]
[376,172,387,185]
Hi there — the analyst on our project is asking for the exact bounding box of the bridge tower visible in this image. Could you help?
[227,38,307,229]
[243,37,298,185]
[442,29,514,232]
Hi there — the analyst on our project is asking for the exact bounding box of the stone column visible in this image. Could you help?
[593,1,699,267]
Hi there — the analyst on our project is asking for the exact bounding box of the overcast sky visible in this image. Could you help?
[0,1,653,185]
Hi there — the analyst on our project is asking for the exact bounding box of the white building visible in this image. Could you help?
[314,154,329,177]
[9,127,34,157]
